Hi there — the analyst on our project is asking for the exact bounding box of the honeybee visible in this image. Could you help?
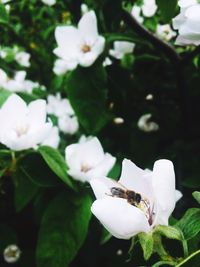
[109,186,142,207]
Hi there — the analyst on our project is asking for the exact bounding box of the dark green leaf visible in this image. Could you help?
[36,192,92,267]
[176,208,200,240]
[14,168,40,212]
[38,146,75,190]
[156,0,178,23]
[138,232,154,260]
[66,64,110,134]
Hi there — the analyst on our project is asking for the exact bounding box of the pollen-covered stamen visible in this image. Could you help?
[15,124,29,137]
[81,164,92,173]
[81,44,91,53]
[138,197,154,226]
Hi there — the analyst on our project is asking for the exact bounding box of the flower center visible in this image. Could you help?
[81,44,91,53]
[15,124,29,137]
[81,164,92,173]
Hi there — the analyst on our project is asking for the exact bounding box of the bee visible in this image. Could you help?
[109,186,142,207]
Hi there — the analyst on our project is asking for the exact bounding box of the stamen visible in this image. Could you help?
[81,44,91,53]
[81,164,92,173]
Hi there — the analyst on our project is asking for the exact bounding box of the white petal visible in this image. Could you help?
[90,177,122,199]
[118,159,154,200]
[0,94,27,123]
[88,153,116,178]
[67,168,89,183]
[28,99,47,127]
[91,198,150,239]
[78,11,98,44]
[175,190,183,202]
[152,160,176,226]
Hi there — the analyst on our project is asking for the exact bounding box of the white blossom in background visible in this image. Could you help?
[137,113,159,132]
[47,93,79,135]
[109,41,135,60]
[58,115,79,135]
[172,0,200,46]
[156,24,177,41]
[142,0,157,17]
[90,159,181,239]
[54,11,105,73]
[65,136,116,183]
[131,6,144,24]
[0,94,52,151]
[15,51,31,67]
[103,57,112,67]
[3,244,21,263]
[41,0,56,6]
[145,94,154,101]
[42,126,60,148]
[81,3,89,14]
[0,70,42,94]
[53,59,69,75]
[113,117,124,125]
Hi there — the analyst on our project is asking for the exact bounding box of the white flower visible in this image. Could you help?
[54,11,105,70]
[47,93,74,117]
[172,0,200,46]
[41,0,56,6]
[4,244,21,263]
[15,51,31,67]
[109,41,135,60]
[156,24,177,41]
[58,115,79,135]
[65,136,116,183]
[137,113,159,132]
[0,94,52,151]
[142,0,157,17]
[1,71,40,94]
[42,126,60,148]
[53,59,69,75]
[131,6,144,24]
[90,158,180,239]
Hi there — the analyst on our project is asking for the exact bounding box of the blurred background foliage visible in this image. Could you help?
[0,0,200,266]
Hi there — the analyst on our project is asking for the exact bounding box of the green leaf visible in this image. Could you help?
[176,208,200,240]
[156,0,178,23]
[38,146,75,191]
[138,232,154,261]
[192,191,200,204]
[19,153,62,187]
[0,3,9,24]
[0,89,11,107]
[14,167,40,212]
[154,225,183,241]
[66,64,110,134]
[36,192,92,267]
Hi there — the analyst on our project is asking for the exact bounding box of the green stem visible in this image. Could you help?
[182,239,189,258]
[152,261,176,267]
[176,249,200,267]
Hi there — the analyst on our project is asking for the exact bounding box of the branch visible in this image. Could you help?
[122,10,181,64]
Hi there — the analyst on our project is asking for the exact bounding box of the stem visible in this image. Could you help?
[176,249,200,267]
[122,10,181,64]
[182,239,189,259]
[152,261,176,267]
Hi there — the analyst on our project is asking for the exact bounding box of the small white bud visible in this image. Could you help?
[3,244,21,263]
[145,94,154,100]
[137,114,159,132]
[113,117,124,125]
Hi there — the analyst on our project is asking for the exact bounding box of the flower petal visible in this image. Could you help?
[91,197,150,239]
[152,159,176,226]
[118,159,154,200]
[78,11,98,45]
